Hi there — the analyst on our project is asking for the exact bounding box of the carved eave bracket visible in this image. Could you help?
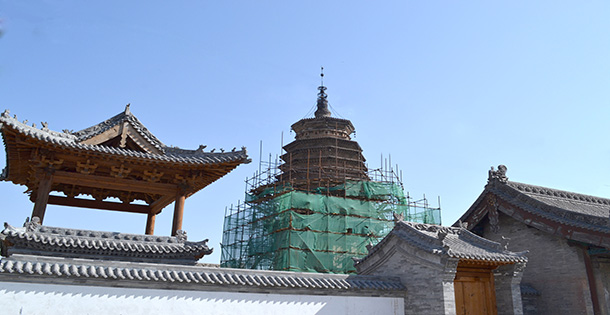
[110,164,132,179]
[29,154,64,180]
[143,169,164,183]
[76,159,98,175]
[486,195,500,233]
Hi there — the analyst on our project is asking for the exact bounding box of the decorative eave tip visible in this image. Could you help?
[488,164,508,183]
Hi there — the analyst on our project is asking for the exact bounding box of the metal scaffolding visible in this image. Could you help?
[221,157,441,273]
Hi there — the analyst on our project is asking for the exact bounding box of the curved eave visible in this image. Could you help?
[356,221,527,267]
[457,180,610,232]
[291,117,355,133]
[455,180,610,248]
[74,112,166,153]
[282,137,364,152]
[2,231,213,261]
[453,187,490,228]
[446,251,527,264]
[0,121,249,168]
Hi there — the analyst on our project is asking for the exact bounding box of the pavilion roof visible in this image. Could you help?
[0,107,250,233]
[0,107,249,168]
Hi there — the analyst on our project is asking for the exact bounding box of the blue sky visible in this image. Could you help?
[1,1,609,263]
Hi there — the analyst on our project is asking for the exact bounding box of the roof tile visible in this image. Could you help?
[357,221,527,267]
[0,110,249,166]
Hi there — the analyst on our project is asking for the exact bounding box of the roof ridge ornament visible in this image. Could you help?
[393,211,405,223]
[488,164,508,183]
[124,103,131,115]
[314,67,332,119]
[25,216,41,232]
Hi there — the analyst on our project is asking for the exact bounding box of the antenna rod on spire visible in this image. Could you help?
[315,67,331,118]
[320,66,324,86]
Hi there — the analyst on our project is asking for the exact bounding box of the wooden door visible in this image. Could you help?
[454,265,497,315]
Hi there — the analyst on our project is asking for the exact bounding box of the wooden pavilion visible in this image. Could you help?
[0,105,249,235]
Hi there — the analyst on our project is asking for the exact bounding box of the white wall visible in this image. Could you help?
[0,281,404,315]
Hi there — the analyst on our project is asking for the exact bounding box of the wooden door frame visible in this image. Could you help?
[454,262,498,315]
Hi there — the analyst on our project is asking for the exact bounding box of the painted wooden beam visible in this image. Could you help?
[53,171,177,196]
[47,195,151,214]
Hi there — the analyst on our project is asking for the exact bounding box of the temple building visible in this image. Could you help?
[0,103,530,315]
[455,165,610,315]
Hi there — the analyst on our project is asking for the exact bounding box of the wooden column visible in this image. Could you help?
[32,172,54,224]
[582,247,602,315]
[171,192,186,236]
[145,212,156,235]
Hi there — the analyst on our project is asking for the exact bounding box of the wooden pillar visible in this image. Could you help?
[145,212,156,235]
[171,192,186,236]
[32,172,53,224]
[582,247,602,315]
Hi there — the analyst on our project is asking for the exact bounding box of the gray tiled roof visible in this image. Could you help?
[73,107,166,152]
[0,220,405,292]
[1,221,212,264]
[0,109,249,165]
[503,181,610,231]
[356,221,527,266]
[0,257,405,291]
[457,175,610,234]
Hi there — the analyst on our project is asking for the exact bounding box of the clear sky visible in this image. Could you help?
[1,1,609,264]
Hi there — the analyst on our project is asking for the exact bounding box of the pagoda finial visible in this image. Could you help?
[125,103,131,115]
[314,67,331,118]
[320,66,324,86]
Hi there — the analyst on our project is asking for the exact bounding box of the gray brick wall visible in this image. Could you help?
[481,212,594,315]
[521,295,538,315]
[356,238,458,315]
[494,263,525,315]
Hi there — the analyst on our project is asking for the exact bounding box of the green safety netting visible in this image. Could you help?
[221,181,441,274]
[223,229,374,273]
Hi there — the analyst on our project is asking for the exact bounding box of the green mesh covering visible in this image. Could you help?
[221,181,441,273]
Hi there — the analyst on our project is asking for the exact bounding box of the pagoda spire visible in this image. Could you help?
[314,67,331,118]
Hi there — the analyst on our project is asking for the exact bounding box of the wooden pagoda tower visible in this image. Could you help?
[278,83,368,190]
[0,105,249,235]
